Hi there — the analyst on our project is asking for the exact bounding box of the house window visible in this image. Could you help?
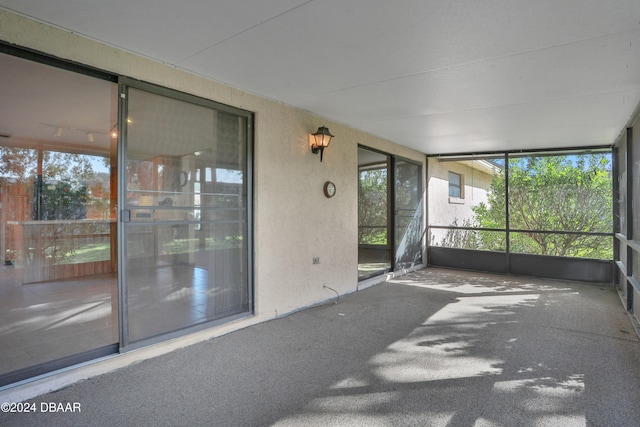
[448,171,463,198]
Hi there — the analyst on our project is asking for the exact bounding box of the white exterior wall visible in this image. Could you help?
[427,158,494,245]
[428,159,494,226]
[0,9,426,399]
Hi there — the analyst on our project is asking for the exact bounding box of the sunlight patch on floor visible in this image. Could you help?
[424,294,540,325]
[473,414,586,427]
[273,411,456,427]
[330,377,369,389]
[389,275,573,295]
[371,333,503,383]
[308,391,400,412]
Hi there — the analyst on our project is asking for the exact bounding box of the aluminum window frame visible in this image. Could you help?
[117,77,255,351]
[427,146,615,282]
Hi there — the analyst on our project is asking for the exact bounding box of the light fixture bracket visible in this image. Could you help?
[311,126,334,162]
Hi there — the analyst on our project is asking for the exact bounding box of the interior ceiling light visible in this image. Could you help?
[44,123,111,141]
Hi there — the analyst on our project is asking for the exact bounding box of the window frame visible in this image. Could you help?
[117,76,255,350]
[448,170,464,201]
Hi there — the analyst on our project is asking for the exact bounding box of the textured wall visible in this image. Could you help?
[0,9,425,326]
[427,158,494,227]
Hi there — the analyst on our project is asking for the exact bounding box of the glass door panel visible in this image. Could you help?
[394,159,423,269]
[0,52,118,385]
[123,87,250,344]
[358,148,391,279]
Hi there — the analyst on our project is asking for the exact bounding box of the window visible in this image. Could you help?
[448,171,463,198]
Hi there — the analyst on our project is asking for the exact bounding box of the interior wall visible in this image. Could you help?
[0,9,425,329]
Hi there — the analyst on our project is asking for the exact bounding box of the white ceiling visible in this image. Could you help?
[2,0,640,154]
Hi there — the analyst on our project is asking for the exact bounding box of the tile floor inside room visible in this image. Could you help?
[0,267,117,376]
[0,261,249,381]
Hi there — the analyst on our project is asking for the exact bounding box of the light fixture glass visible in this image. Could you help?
[311,126,334,162]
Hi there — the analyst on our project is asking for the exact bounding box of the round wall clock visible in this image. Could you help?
[323,181,336,198]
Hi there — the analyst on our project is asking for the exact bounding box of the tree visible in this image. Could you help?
[472,154,612,259]
[38,180,87,220]
[358,168,388,245]
[0,147,107,265]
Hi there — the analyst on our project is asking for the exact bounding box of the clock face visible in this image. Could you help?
[324,181,336,198]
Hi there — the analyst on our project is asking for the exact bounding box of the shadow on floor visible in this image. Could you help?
[2,268,640,426]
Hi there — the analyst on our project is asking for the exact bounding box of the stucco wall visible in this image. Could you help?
[428,159,494,226]
[427,158,495,246]
[0,9,425,328]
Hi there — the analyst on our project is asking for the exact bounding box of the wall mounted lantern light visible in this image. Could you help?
[311,126,334,162]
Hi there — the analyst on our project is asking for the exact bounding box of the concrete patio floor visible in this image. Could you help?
[2,267,640,426]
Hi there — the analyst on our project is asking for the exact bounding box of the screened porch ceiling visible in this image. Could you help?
[2,1,640,155]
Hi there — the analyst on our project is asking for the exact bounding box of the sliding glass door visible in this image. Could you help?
[394,159,423,270]
[0,51,118,385]
[121,83,252,345]
[358,148,391,279]
[0,49,254,385]
[358,147,423,280]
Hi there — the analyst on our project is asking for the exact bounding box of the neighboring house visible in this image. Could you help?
[427,158,502,247]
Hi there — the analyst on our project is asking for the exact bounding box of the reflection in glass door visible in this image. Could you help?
[358,147,423,280]
[358,148,391,279]
[394,159,423,269]
[122,84,251,345]
[0,52,118,386]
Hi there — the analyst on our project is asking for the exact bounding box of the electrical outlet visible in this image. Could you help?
[313,257,320,264]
